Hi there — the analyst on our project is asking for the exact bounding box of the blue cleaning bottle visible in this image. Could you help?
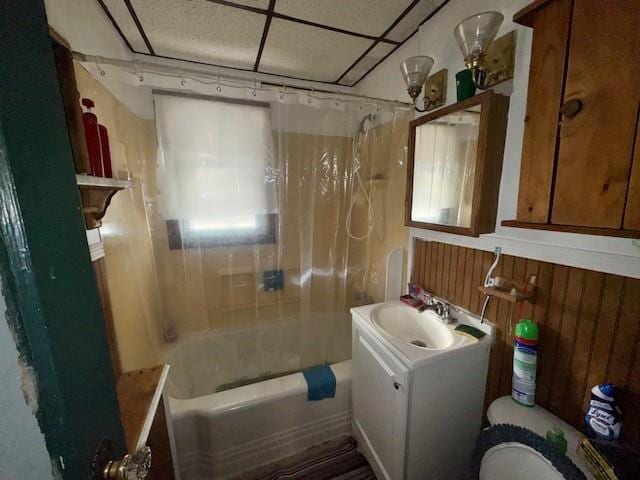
[585,383,622,441]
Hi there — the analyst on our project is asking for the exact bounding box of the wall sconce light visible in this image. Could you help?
[454,11,504,89]
[400,55,434,112]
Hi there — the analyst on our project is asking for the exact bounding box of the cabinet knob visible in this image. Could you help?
[393,381,401,390]
[560,99,583,118]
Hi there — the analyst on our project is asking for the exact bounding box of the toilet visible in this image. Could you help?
[473,396,594,480]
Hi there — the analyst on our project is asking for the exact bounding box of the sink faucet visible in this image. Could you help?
[421,297,454,324]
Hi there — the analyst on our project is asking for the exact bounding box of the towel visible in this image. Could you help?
[302,364,336,401]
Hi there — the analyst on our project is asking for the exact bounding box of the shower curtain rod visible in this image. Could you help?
[73,52,412,109]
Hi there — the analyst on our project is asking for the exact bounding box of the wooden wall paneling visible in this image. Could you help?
[448,246,459,305]
[607,278,640,442]
[548,268,585,414]
[454,247,466,307]
[564,270,604,427]
[552,0,640,228]
[536,265,569,408]
[470,250,485,313]
[515,0,572,222]
[442,244,451,300]
[411,238,419,282]
[433,243,442,296]
[626,342,640,442]
[410,240,640,435]
[623,106,640,230]
[422,241,432,292]
[483,255,505,411]
[581,275,624,415]
[532,262,554,324]
[495,255,515,398]
[413,238,422,284]
[520,260,540,320]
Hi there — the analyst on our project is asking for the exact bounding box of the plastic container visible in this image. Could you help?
[98,124,113,178]
[512,319,539,407]
[82,98,103,176]
[585,383,622,441]
[546,427,568,453]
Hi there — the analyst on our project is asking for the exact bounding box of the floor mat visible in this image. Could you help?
[231,436,377,480]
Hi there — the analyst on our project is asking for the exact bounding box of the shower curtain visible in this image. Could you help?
[144,87,410,388]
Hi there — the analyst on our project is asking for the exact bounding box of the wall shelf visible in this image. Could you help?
[478,285,536,304]
[76,174,133,229]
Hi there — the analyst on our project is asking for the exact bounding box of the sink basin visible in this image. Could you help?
[370,303,454,350]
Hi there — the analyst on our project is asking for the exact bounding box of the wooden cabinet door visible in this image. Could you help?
[624,115,640,230]
[353,327,408,480]
[552,0,640,228]
[516,0,572,223]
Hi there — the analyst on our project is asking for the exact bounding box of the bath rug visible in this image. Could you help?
[231,436,376,480]
[302,364,336,401]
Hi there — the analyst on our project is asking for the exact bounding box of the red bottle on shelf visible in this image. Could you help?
[98,124,113,178]
[81,98,103,176]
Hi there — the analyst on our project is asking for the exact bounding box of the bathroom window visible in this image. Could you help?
[154,93,277,248]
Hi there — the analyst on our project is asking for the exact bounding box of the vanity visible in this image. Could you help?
[351,299,493,480]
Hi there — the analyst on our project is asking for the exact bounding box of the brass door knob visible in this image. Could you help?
[560,98,583,118]
[103,446,151,480]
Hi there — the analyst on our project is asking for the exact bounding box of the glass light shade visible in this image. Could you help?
[400,55,434,92]
[453,11,503,62]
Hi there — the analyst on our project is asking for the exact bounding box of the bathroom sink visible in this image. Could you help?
[370,303,454,350]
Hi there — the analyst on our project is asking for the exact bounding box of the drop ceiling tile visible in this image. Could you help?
[102,0,150,53]
[259,19,373,82]
[225,0,270,8]
[275,0,414,37]
[338,42,396,86]
[131,0,265,69]
[386,0,443,42]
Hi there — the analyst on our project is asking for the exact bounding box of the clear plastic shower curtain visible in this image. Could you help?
[146,90,410,396]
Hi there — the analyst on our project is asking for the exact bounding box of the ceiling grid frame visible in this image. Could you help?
[253,0,276,71]
[95,0,451,87]
[123,0,155,54]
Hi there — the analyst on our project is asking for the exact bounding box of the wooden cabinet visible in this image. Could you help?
[506,0,640,237]
[405,91,509,237]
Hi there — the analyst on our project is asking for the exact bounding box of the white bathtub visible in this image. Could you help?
[165,322,352,480]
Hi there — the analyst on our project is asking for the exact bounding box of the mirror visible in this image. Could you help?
[405,91,509,236]
[411,105,480,228]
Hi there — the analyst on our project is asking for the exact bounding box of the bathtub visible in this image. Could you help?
[165,322,352,480]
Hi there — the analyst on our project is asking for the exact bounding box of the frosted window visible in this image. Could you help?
[154,94,276,244]
[411,106,480,228]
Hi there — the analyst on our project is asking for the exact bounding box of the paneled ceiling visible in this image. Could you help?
[98,0,449,86]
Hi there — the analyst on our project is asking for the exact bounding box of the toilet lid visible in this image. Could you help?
[472,425,586,480]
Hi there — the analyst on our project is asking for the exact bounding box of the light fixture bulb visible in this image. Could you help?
[400,55,434,100]
[453,11,503,67]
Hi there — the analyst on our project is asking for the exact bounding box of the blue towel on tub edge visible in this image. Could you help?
[302,364,336,401]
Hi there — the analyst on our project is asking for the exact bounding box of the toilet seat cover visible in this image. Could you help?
[472,425,586,480]
[480,443,566,480]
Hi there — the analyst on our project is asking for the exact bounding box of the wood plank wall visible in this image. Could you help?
[411,239,640,442]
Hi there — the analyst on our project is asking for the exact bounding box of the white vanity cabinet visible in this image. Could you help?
[352,327,409,480]
[351,301,493,480]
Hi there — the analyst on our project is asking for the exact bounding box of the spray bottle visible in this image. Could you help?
[512,319,539,407]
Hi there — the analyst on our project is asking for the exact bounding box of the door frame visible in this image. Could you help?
[0,1,126,478]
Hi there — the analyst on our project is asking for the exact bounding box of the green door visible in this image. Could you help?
[0,1,126,478]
